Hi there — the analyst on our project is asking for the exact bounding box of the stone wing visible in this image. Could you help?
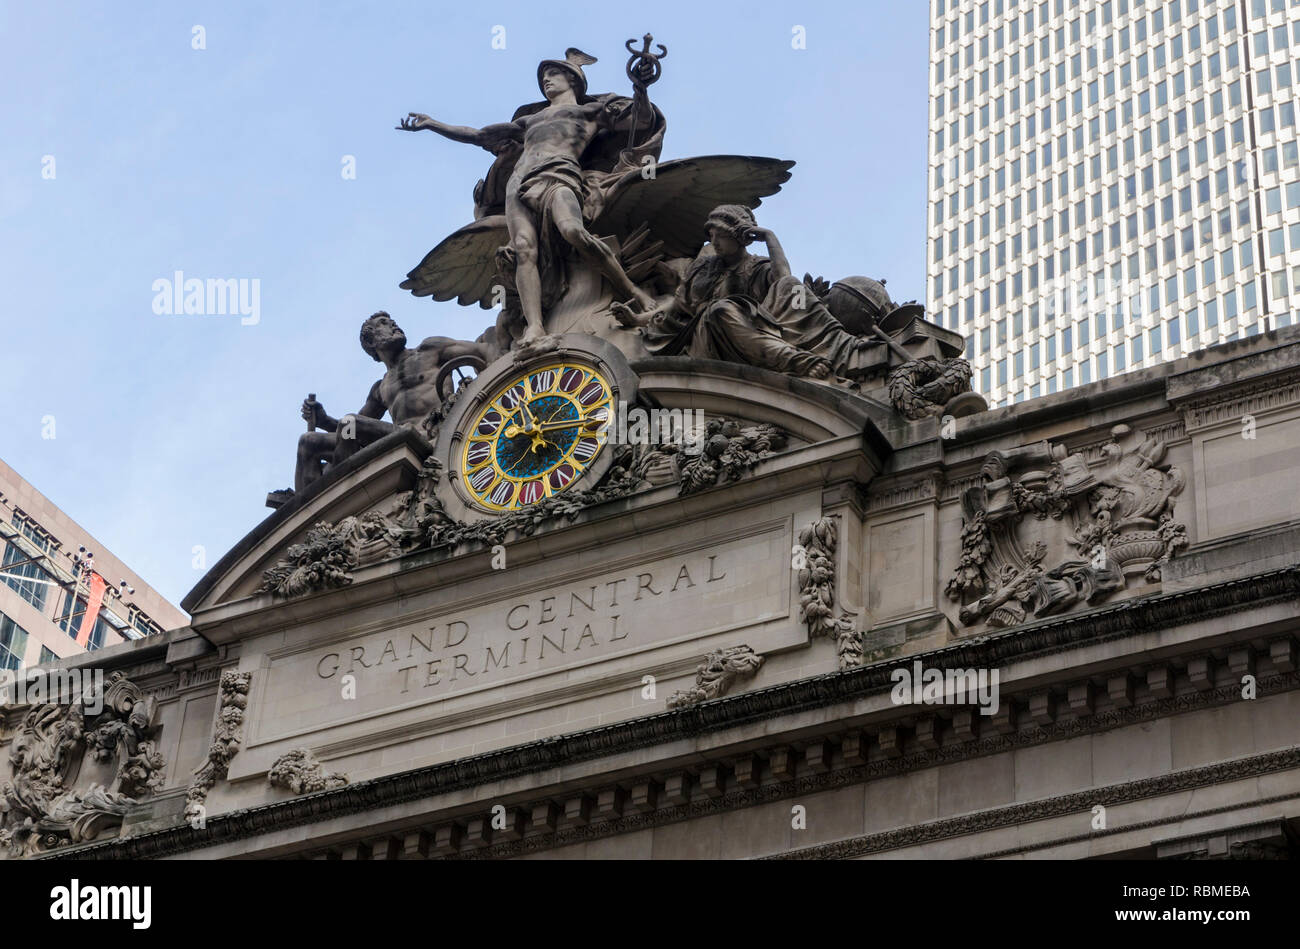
[399,216,509,307]
[592,156,796,260]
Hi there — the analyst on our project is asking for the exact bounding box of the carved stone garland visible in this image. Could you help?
[887,356,975,420]
[257,417,789,599]
[796,516,863,670]
[183,670,252,826]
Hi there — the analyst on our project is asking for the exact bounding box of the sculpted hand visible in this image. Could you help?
[301,397,326,426]
[806,358,833,380]
[611,301,652,328]
[397,113,432,131]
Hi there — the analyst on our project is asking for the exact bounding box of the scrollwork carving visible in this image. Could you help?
[667,645,765,709]
[267,748,349,795]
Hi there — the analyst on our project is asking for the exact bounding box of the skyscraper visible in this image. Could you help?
[928,0,1300,407]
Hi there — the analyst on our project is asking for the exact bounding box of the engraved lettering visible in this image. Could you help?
[317,653,340,679]
[635,572,661,600]
[445,620,470,648]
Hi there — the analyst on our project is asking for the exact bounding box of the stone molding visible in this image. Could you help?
[774,748,1300,860]
[1071,418,1187,462]
[446,671,1300,860]
[865,473,943,514]
[254,417,790,600]
[1177,367,1300,434]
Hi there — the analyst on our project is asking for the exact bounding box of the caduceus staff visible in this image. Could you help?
[624,33,667,149]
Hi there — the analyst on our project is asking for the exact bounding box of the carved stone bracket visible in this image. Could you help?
[667,645,765,709]
[268,748,349,795]
[0,672,163,856]
[183,670,252,826]
[946,425,1188,630]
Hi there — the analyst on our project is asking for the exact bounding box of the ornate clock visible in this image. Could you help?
[433,337,640,520]
[461,361,613,511]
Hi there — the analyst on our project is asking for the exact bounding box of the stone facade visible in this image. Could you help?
[3,325,1298,860]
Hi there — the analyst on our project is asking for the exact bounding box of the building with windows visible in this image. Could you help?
[928,0,1300,407]
[0,458,186,670]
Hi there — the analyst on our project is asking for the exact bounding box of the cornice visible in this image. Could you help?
[775,747,1300,860]
[44,565,1300,860]
[1174,363,1300,434]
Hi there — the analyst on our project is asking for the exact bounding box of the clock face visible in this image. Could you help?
[459,361,614,512]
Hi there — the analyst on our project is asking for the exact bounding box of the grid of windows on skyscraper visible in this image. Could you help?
[928,0,1300,407]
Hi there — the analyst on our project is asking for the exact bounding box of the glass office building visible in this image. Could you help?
[928,0,1300,406]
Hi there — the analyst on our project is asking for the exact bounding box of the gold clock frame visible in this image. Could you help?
[432,336,641,521]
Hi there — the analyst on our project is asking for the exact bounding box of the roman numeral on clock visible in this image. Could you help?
[469,466,497,492]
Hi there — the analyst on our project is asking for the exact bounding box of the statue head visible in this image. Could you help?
[704,204,758,254]
[537,48,597,102]
[539,66,576,101]
[359,312,407,362]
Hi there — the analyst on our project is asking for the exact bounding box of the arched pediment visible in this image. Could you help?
[182,353,899,623]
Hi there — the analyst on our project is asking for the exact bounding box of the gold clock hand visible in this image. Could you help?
[505,418,585,438]
[532,414,605,433]
[504,402,539,440]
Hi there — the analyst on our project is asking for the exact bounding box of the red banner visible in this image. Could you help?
[76,571,107,648]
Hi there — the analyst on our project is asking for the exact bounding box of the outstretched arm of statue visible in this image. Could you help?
[749,228,792,283]
[396,113,519,151]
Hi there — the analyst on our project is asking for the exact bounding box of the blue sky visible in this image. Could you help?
[0,0,929,611]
